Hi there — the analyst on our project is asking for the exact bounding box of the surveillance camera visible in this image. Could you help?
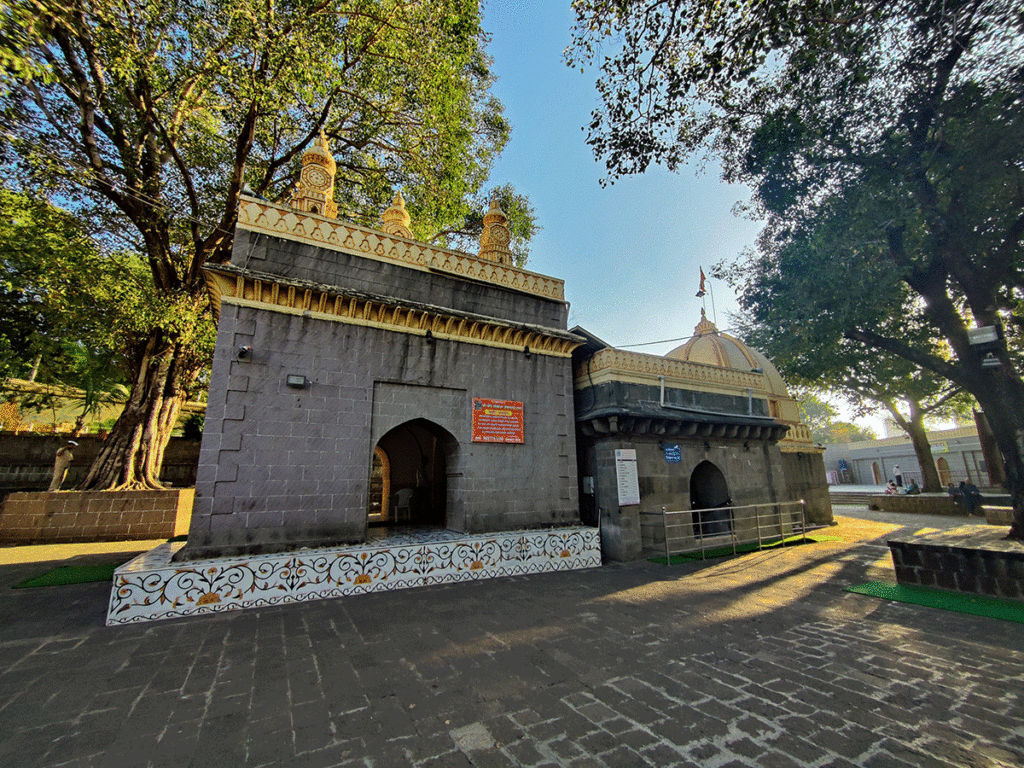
[238,345,252,359]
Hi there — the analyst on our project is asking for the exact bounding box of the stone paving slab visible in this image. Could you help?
[2,511,1023,767]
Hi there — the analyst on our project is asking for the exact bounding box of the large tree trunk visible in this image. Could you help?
[78,330,189,490]
[971,372,1024,540]
[905,418,943,493]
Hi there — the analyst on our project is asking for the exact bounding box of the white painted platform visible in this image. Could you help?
[106,525,601,625]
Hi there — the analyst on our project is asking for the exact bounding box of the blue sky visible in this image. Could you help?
[479,2,901,436]
[481,1,763,356]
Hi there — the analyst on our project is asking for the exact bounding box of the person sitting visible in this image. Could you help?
[904,479,921,495]
[959,481,983,516]
[885,481,898,494]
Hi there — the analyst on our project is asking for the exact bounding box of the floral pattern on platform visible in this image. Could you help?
[107,526,601,625]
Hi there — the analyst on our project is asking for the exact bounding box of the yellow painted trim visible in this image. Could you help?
[216,276,577,359]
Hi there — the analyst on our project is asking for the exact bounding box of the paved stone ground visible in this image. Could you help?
[2,509,1023,768]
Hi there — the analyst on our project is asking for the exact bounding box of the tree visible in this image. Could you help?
[798,392,877,445]
[569,1,1024,536]
[2,0,534,489]
[0,185,138,428]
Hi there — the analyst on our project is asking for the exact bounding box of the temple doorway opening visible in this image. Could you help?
[370,419,454,528]
[690,460,733,538]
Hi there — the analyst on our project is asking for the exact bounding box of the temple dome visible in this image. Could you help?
[666,309,790,397]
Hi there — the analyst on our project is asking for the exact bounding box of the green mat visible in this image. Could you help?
[649,534,842,564]
[845,581,1024,625]
[12,563,119,589]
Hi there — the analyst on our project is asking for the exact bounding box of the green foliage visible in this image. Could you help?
[798,392,877,444]
[1,0,535,484]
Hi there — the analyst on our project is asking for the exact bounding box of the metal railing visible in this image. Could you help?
[641,500,807,561]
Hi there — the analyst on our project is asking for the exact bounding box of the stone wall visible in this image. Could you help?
[780,451,834,525]
[889,528,1024,602]
[0,489,193,544]
[183,302,579,559]
[867,494,965,515]
[234,229,568,328]
[585,434,791,561]
[0,434,201,497]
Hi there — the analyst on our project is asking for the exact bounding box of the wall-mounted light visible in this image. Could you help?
[286,374,307,389]
[425,329,434,344]
[743,441,750,452]
[703,440,711,451]
[238,345,252,359]
[524,345,531,358]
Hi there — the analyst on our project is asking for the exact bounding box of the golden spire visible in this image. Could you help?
[694,307,719,336]
[381,192,413,238]
[478,200,513,265]
[289,130,337,218]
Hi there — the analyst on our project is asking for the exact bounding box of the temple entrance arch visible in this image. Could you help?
[690,460,733,537]
[370,419,456,527]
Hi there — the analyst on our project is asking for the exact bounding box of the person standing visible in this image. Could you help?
[48,440,77,491]
[893,465,903,487]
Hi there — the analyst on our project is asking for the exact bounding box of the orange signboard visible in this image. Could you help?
[472,398,524,443]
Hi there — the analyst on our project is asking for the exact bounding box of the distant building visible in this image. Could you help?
[823,420,1001,488]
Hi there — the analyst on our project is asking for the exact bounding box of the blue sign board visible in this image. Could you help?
[663,443,681,463]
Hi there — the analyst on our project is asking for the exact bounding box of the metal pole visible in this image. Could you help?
[731,505,737,555]
[755,504,762,550]
[663,506,669,562]
[698,508,706,560]
[801,500,807,545]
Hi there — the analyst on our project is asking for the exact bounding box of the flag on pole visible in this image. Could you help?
[696,268,707,298]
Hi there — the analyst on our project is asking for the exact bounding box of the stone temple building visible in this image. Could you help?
[106,136,830,623]
[572,312,833,561]
[176,134,582,561]
[173,134,829,567]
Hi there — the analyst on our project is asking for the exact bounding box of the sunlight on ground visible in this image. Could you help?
[0,540,165,565]
[585,515,903,627]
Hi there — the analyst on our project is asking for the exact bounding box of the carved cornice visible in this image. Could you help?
[236,197,565,302]
[204,266,581,358]
[577,348,766,391]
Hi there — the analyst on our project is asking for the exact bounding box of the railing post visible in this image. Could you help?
[801,500,807,545]
[755,504,762,550]
[730,505,737,555]
[662,505,669,562]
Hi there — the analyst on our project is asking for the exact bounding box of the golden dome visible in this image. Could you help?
[666,309,791,397]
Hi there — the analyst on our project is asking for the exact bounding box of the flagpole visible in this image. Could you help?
[710,279,717,326]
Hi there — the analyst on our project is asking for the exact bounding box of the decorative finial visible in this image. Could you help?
[381,192,413,238]
[478,200,512,265]
[694,307,719,336]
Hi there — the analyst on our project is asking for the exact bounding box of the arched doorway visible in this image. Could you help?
[937,457,952,486]
[369,419,456,527]
[690,460,733,537]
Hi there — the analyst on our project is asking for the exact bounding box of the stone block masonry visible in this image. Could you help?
[0,489,193,544]
[179,194,582,561]
[888,524,1024,601]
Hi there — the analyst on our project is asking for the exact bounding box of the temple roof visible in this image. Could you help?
[665,309,790,397]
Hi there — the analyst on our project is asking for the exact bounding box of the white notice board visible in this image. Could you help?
[615,449,640,506]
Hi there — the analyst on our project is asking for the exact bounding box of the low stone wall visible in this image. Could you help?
[986,506,1014,526]
[0,434,201,497]
[0,489,193,544]
[868,494,964,515]
[888,526,1024,602]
